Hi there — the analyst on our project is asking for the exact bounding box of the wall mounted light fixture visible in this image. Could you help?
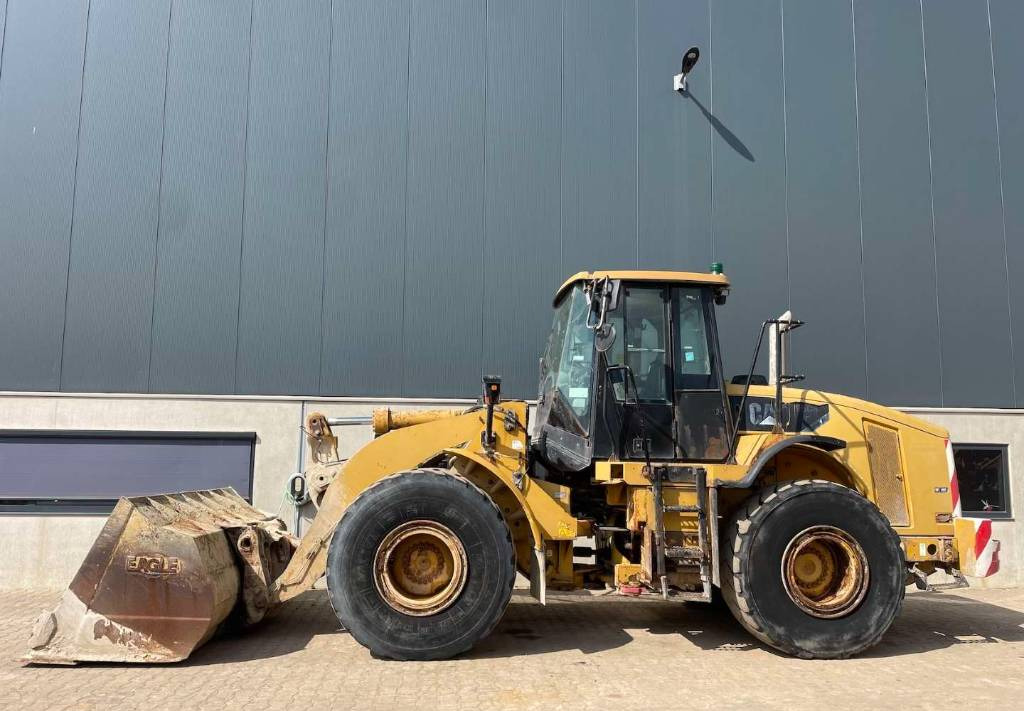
[673,46,701,93]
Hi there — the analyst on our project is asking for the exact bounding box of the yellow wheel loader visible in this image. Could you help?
[25,269,1000,663]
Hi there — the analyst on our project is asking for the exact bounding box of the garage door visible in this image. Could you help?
[0,430,255,513]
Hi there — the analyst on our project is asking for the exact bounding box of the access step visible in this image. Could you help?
[665,546,704,560]
[663,504,702,514]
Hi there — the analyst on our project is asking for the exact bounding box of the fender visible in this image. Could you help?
[717,434,848,489]
[445,448,578,606]
[445,447,578,544]
[272,410,485,602]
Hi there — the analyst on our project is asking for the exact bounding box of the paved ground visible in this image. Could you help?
[2,587,1023,711]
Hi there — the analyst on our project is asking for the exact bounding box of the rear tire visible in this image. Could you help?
[720,479,905,659]
[326,468,515,660]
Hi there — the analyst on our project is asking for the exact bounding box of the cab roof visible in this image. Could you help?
[553,270,730,304]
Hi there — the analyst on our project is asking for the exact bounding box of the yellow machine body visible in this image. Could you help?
[24,268,998,664]
[280,384,975,603]
[273,402,580,603]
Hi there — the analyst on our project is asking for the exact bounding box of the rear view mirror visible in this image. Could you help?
[596,324,617,352]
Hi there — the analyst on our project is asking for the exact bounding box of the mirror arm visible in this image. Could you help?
[728,321,771,461]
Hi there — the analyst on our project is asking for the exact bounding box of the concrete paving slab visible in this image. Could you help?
[2,587,1023,710]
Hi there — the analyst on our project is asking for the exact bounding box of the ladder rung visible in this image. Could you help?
[663,504,701,513]
[666,590,713,602]
[665,546,704,560]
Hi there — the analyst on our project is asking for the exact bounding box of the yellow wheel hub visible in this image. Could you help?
[781,525,869,619]
[373,520,467,616]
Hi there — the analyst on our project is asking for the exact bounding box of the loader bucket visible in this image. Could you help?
[23,488,297,665]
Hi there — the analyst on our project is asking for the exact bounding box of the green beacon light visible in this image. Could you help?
[710,262,723,275]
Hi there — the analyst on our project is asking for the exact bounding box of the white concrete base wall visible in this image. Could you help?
[0,392,469,589]
[0,394,1019,590]
[903,408,1023,588]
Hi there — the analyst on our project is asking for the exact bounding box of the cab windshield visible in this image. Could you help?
[536,286,595,437]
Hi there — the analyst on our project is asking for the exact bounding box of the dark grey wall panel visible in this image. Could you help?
[560,0,637,275]
[991,0,1024,407]
[637,0,712,272]
[482,0,562,398]
[710,0,789,380]
[61,0,170,392]
[782,0,866,398]
[235,0,330,395]
[0,0,88,391]
[853,0,941,407]
[320,0,410,397]
[921,0,1012,407]
[0,0,6,76]
[149,0,251,394]
[1,0,1019,407]
[401,0,485,397]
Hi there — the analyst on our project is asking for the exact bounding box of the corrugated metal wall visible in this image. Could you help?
[0,0,1020,406]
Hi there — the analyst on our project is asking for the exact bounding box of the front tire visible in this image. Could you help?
[326,468,515,660]
[720,479,905,659]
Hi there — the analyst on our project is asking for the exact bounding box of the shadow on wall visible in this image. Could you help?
[686,91,756,163]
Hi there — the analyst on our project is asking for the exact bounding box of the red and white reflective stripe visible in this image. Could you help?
[973,519,1000,577]
[947,438,1000,578]
[954,517,1001,578]
[945,439,962,518]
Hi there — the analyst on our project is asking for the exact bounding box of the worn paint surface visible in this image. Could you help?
[24,489,296,664]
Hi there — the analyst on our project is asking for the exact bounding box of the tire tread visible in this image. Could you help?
[719,479,904,659]
[326,467,516,660]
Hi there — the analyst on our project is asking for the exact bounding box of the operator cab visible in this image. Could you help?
[534,270,733,472]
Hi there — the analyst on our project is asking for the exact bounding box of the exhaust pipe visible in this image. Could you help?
[768,310,795,386]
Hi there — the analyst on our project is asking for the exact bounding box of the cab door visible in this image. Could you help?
[671,287,731,461]
[594,282,731,464]
[600,285,676,460]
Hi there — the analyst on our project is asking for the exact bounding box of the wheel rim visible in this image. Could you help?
[781,525,869,619]
[373,520,468,616]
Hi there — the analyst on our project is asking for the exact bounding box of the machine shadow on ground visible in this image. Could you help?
[12,588,1021,668]
[475,590,1024,660]
[182,592,338,666]
[182,588,1024,665]
[864,591,1024,657]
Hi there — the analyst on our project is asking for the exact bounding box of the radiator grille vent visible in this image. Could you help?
[865,422,910,526]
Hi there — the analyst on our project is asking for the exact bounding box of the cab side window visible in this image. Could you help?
[606,287,670,403]
[675,288,714,387]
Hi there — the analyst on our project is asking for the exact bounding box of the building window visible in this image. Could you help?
[953,444,1012,519]
[0,430,256,514]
